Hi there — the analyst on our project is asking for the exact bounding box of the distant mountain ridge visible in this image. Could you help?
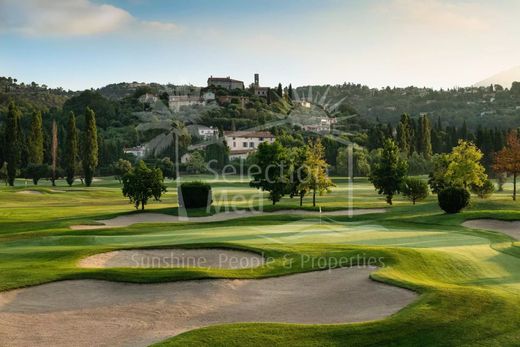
[474,66,520,88]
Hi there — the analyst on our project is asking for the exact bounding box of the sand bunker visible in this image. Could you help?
[0,267,416,347]
[463,219,520,240]
[79,249,265,269]
[70,209,386,230]
[15,190,43,195]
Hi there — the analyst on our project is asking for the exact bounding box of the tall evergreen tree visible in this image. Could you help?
[396,114,412,155]
[27,111,44,165]
[4,102,21,186]
[276,83,283,98]
[420,115,433,159]
[82,107,98,187]
[64,112,78,186]
[288,84,294,100]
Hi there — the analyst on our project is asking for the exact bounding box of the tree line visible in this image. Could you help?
[0,102,98,187]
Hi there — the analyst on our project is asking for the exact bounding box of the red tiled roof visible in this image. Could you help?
[224,131,274,138]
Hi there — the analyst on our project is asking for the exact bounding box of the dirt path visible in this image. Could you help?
[70,209,386,230]
[0,267,416,347]
[79,249,265,269]
[463,219,520,240]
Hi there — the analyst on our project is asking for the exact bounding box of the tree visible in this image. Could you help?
[401,178,429,205]
[428,154,450,194]
[250,141,289,205]
[276,83,283,98]
[25,164,49,185]
[205,142,229,170]
[470,179,495,199]
[336,147,370,177]
[299,139,334,207]
[50,120,58,186]
[493,131,520,200]
[113,159,132,183]
[288,84,294,100]
[64,112,78,186]
[82,107,99,187]
[4,102,21,186]
[445,140,487,189]
[0,162,8,186]
[157,157,175,180]
[369,139,408,205]
[27,111,44,166]
[287,146,308,206]
[396,114,412,156]
[420,115,432,159]
[122,161,166,210]
[186,151,207,174]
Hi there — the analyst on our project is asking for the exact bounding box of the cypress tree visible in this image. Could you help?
[288,84,294,100]
[397,114,412,155]
[4,102,21,186]
[64,112,78,186]
[82,107,98,187]
[27,111,44,165]
[277,83,283,98]
[420,115,432,159]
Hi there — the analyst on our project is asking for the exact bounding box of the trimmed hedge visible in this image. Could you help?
[179,181,212,209]
[438,187,470,214]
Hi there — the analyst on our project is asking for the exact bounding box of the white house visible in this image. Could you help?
[224,131,275,160]
[188,125,219,140]
[123,145,147,158]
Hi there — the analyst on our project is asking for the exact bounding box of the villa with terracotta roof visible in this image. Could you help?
[223,131,275,160]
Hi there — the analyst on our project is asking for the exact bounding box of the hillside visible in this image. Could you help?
[474,66,520,89]
[297,84,520,130]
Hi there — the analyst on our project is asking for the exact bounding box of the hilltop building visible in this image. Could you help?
[207,76,245,90]
[252,73,269,97]
[223,130,275,160]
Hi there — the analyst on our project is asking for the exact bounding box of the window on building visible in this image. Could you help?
[250,142,255,148]
[259,137,264,141]
[233,142,236,147]
[243,142,248,147]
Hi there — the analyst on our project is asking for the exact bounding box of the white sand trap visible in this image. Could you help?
[0,267,416,347]
[79,249,265,269]
[70,209,386,230]
[463,219,520,240]
[16,190,43,195]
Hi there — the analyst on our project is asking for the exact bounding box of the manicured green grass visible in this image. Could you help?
[1,176,520,346]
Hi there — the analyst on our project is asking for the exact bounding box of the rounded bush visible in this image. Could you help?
[438,187,470,214]
[179,181,212,209]
[470,180,495,199]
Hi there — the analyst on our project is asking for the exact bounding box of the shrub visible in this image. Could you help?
[438,187,470,214]
[180,181,212,209]
[470,180,495,199]
[401,177,429,204]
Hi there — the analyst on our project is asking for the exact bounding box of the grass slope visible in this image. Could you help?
[1,177,520,346]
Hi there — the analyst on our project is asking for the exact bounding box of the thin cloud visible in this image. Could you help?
[375,0,491,32]
[0,0,178,37]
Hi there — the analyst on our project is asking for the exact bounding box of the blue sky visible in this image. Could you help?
[1,0,519,90]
